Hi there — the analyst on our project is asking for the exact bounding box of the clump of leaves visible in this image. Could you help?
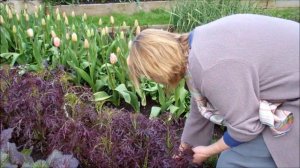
[0,67,66,152]
[0,128,79,168]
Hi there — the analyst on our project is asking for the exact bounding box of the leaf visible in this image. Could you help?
[74,66,93,87]
[150,106,161,118]
[81,60,91,69]
[94,91,111,101]
[168,105,179,114]
[0,34,8,53]
[0,128,13,147]
[95,78,108,91]
[0,53,21,66]
[115,84,131,104]
[115,84,140,112]
[32,160,49,168]
[157,84,166,106]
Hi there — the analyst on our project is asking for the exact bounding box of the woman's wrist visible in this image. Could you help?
[206,136,230,156]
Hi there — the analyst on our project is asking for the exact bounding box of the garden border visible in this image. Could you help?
[3,0,300,15]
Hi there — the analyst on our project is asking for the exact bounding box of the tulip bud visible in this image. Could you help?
[116,47,121,54]
[56,13,61,21]
[51,30,56,38]
[27,28,34,38]
[82,13,87,21]
[90,28,94,37]
[12,25,17,34]
[110,16,114,25]
[34,12,38,18]
[64,17,69,25]
[25,13,29,21]
[72,24,75,31]
[128,40,132,49]
[53,37,60,47]
[41,18,46,26]
[56,8,59,15]
[110,53,117,64]
[65,33,70,40]
[8,9,13,19]
[84,39,89,49]
[98,18,102,26]
[71,32,77,42]
[101,28,106,36]
[105,26,109,34]
[71,11,75,17]
[47,14,50,20]
[39,5,42,11]
[136,26,141,35]
[122,21,127,27]
[16,13,20,21]
[0,15,4,25]
[134,19,139,27]
[120,31,124,39]
[62,12,66,18]
[5,5,10,14]
[86,29,91,38]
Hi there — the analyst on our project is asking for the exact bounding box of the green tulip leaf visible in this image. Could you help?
[94,91,111,101]
[150,106,161,118]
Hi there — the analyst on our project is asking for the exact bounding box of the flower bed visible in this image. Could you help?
[0,67,196,168]
[0,3,190,118]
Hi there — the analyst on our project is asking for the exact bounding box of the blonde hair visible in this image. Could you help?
[127,29,189,88]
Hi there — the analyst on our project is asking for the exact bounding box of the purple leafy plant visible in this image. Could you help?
[0,67,195,167]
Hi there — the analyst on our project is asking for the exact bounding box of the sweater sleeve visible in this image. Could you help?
[201,60,265,142]
[181,97,214,147]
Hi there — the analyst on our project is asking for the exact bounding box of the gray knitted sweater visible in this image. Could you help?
[181,14,299,167]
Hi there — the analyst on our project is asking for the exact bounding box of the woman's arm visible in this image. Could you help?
[181,97,214,147]
[192,136,229,164]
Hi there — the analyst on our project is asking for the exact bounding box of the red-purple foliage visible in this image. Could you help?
[0,67,196,168]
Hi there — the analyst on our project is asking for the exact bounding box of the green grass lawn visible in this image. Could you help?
[265,8,300,22]
[78,7,299,27]
[75,8,171,26]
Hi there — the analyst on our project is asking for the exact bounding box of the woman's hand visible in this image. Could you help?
[192,137,230,164]
[192,146,211,164]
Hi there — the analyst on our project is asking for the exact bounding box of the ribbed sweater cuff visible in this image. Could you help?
[223,131,244,147]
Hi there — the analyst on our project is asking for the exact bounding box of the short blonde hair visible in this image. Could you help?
[127,29,189,88]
